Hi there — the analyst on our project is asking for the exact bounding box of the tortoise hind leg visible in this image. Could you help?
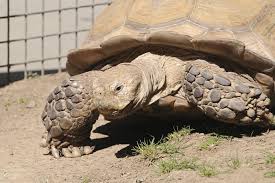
[182,59,274,127]
[41,77,99,158]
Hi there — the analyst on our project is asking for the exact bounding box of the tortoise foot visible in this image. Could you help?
[41,78,99,158]
[183,60,274,127]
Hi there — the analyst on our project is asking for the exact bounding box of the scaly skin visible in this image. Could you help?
[41,52,274,158]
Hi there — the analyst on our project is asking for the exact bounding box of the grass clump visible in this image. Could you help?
[265,153,275,165]
[158,158,197,174]
[133,138,160,161]
[227,155,241,169]
[198,164,217,177]
[264,171,275,178]
[165,126,193,142]
[199,134,227,150]
[157,158,217,177]
[133,126,193,161]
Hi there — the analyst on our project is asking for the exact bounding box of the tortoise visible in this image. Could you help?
[41,0,275,158]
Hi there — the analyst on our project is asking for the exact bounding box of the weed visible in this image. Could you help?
[165,126,193,142]
[199,134,226,150]
[158,158,198,174]
[198,164,217,177]
[133,138,160,161]
[227,155,241,169]
[265,153,275,165]
[264,171,275,178]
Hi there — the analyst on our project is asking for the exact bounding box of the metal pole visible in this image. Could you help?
[58,0,62,73]
[24,0,28,79]
[7,0,10,83]
[41,0,45,75]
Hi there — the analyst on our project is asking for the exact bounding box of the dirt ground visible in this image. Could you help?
[0,72,275,183]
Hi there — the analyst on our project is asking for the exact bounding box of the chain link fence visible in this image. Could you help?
[0,0,111,86]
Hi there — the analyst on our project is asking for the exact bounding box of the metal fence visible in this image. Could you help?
[0,0,111,86]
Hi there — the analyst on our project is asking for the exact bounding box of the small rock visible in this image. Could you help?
[47,93,55,103]
[186,73,195,83]
[204,81,214,89]
[195,77,205,85]
[235,84,250,94]
[247,108,256,118]
[219,99,229,109]
[50,125,63,137]
[205,106,216,116]
[48,107,58,120]
[225,92,235,99]
[66,100,74,110]
[54,86,62,94]
[214,75,231,86]
[184,81,192,91]
[59,117,73,130]
[193,87,204,98]
[55,100,66,111]
[61,79,71,87]
[257,101,265,107]
[240,116,252,123]
[71,95,82,103]
[65,87,77,97]
[26,100,36,108]
[55,92,66,100]
[254,89,262,96]
[189,66,200,76]
[228,98,246,112]
[209,89,221,103]
[201,70,213,80]
[264,98,271,106]
[259,93,267,101]
[218,108,236,119]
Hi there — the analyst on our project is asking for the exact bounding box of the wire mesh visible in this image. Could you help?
[0,0,111,86]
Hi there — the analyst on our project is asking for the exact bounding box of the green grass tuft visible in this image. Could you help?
[198,164,217,177]
[227,155,241,169]
[265,153,275,165]
[158,158,198,174]
[165,126,193,142]
[264,171,275,178]
[133,138,160,161]
[199,134,227,150]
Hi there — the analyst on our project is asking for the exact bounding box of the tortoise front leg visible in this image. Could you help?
[182,59,274,127]
[41,72,101,158]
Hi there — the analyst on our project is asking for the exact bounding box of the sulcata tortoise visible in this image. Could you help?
[41,0,275,158]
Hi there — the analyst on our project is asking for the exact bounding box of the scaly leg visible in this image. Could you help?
[41,71,101,158]
[182,59,274,127]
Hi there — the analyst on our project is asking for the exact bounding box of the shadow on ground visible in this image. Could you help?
[92,114,271,158]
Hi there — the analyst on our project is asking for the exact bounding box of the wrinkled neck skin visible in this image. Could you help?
[122,53,167,107]
[89,53,186,119]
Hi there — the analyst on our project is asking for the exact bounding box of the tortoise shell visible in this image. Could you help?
[67,0,275,78]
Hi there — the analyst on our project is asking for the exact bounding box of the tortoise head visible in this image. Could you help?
[92,64,147,119]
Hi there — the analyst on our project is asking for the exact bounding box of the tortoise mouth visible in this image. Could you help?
[98,102,137,120]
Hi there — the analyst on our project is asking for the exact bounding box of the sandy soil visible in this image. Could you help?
[0,73,275,183]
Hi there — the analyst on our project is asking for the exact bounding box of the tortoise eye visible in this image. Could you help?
[114,85,123,92]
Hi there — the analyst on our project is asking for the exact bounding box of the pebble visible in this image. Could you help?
[205,106,216,116]
[214,75,231,86]
[240,116,252,123]
[65,87,77,97]
[228,98,246,112]
[189,66,200,76]
[247,108,256,118]
[59,117,73,130]
[201,70,213,80]
[184,81,193,91]
[26,100,36,108]
[54,86,62,94]
[235,84,250,94]
[66,99,74,110]
[50,125,63,137]
[186,73,195,83]
[204,81,214,89]
[55,100,66,111]
[71,95,82,103]
[209,89,221,103]
[219,99,229,109]
[218,108,236,119]
[195,77,205,85]
[193,87,204,98]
